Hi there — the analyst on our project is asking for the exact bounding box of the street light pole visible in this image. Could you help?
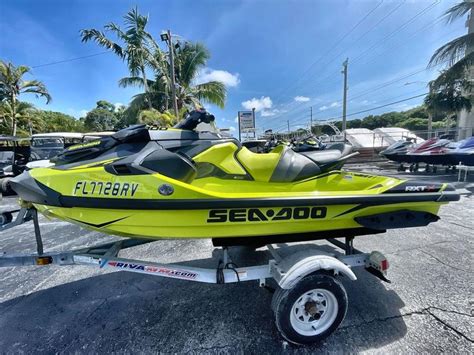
[167,30,179,120]
[341,58,349,135]
[310,106,313,134]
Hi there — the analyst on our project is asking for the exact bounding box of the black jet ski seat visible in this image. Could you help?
[236,145,321,182]
[300,143,353,164]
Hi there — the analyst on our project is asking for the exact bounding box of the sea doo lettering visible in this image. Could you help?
[74,181,139,197]
[207,207,327,223]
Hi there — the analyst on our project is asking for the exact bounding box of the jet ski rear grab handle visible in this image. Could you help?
[0,206,391,285]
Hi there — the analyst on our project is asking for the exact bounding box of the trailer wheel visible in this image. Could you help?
[272,274,348,345]
[0,178,12,195]
[0,212,13,226]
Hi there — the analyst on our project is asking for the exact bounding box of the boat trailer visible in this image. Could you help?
[0,205,391,345]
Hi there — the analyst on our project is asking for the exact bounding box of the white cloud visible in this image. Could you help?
[319,101,340,111]
[242,96,273,112]
[196,68,240,87]
[294,96,310,102]
[229,126,236,132]
[261,109,280,117]
[234,116,239,123]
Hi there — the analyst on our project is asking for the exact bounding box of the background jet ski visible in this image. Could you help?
[10,110,459,243]
[447,136,474,166]
[244,133,357,172]
[380,140,416,163]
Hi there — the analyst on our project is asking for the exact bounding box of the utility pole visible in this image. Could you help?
[341,58,349,135]
[310,106,313,134]
[167,30,179,120]
[287,120,290,133]
[252,107,256,139]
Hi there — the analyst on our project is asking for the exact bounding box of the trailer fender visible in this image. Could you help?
[273,253,357,290]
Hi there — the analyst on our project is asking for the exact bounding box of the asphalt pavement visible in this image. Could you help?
[0,164,472,353]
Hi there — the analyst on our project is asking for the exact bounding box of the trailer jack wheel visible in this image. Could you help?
[272,274,348,345]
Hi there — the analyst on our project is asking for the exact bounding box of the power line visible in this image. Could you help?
[271,0,384,105]
[321,92,428,121]
[31,51,110,69]
[270,88,428,131]
[270,0,440,114]
[284,0,406,98]
[351,0,440,64]
[269,45,452,125]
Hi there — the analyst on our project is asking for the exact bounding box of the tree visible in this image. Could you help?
[428,1,474,90]
[37,111,85,133]
[424,86,472,127]
[96,100,116,112]
[137,109,177,127]
[122,41,226,120]
[81,7,161,109]
[84,109,117,131]
[0,60,51,135]
[0,101,36,135]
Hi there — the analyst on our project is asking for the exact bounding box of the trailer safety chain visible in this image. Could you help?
[216,260,241,284]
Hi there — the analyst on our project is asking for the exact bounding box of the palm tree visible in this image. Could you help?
[424,86,472,133]
[81,7,163,109]
[0,61,51,136]
[428,1,474,89]
[0,101,37,136]
[121,41,226,121]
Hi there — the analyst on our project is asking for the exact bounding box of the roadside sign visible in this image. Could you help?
[238,111,256,140]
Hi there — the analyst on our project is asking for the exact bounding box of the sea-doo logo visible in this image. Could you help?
[67,140,101,151]
[207,207,327,223]
[74,181,139,197]
[107,261,197,279]
[405,185,437,192]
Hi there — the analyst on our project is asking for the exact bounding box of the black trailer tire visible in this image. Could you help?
[0,212,13,225]
[272,274,348,345]
[0,178,11,195]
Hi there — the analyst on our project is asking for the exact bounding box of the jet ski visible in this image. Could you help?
[10,110,459,244]
[380,140,416,164]
[406,137,453,165]
[447,136,474,166]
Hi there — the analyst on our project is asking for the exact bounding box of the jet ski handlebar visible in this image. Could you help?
[174,110,215,131]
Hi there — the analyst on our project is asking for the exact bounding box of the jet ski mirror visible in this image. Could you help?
[174,110,216,131]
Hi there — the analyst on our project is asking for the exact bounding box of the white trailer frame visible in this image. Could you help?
[0,207,389,287]
[0,207,391,344]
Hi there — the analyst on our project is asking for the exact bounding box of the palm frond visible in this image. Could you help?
[177,42,210,86]
[428,33,474,67]
[80,29,125,58]
[430,51,474,90]
[21,80,52,103]
[443,1,474,24]
[193,81,226,108]
[118,76,155,88]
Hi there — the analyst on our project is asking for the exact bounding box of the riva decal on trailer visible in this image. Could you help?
[207,206,327,223]
[108,261,198,279]
[73,181,139,197]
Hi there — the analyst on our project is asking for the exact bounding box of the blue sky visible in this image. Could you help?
[0,0,467,134]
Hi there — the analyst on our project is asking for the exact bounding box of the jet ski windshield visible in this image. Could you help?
[174,110,216,131]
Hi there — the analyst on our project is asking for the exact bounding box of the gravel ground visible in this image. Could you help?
[0,164,473,353]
